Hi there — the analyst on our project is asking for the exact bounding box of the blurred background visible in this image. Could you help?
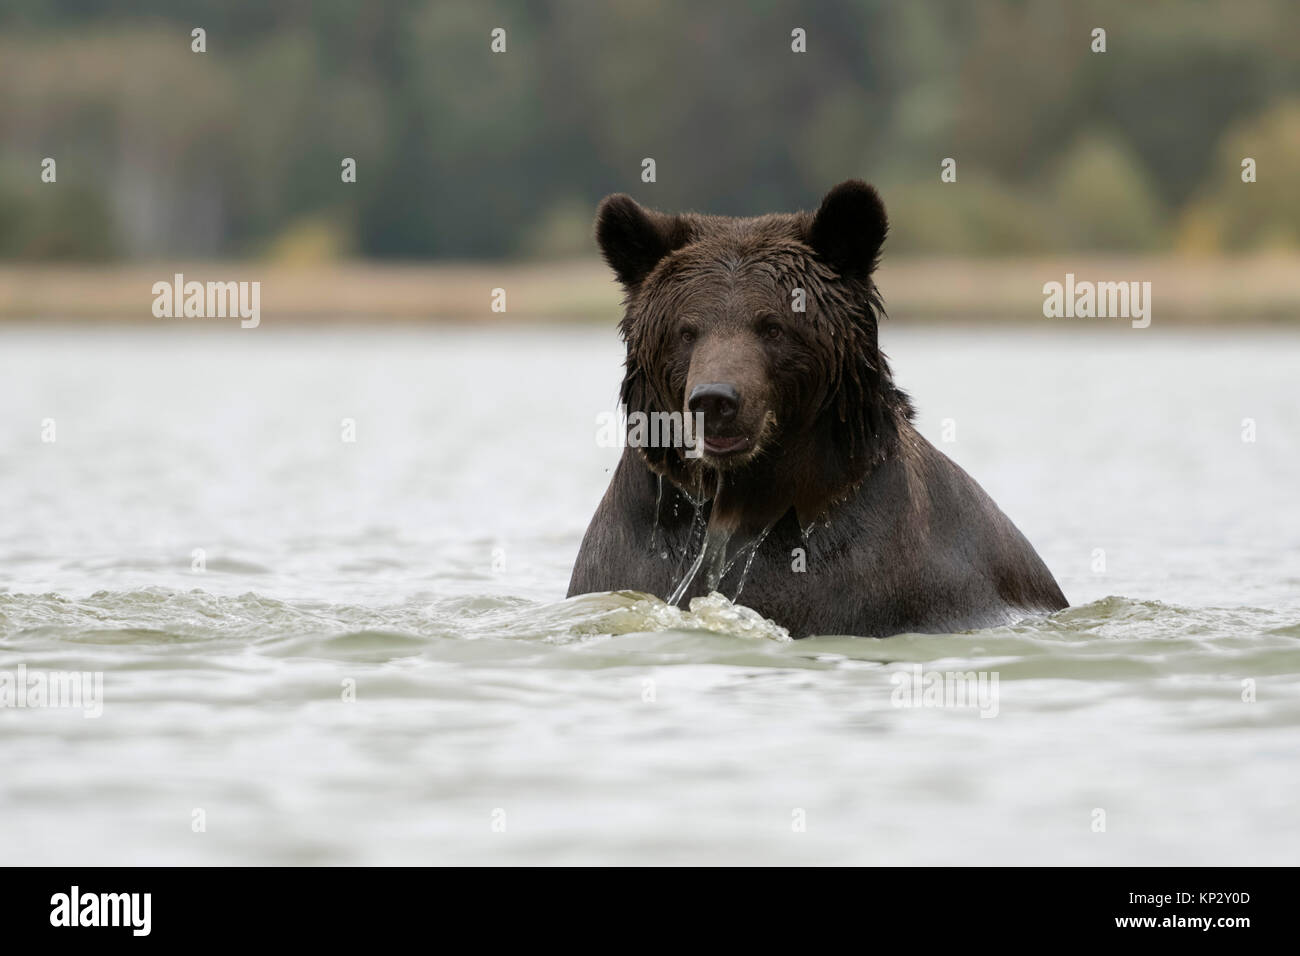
[1,0,1297,321]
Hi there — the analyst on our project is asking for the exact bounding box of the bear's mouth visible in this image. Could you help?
[701,434,751,456]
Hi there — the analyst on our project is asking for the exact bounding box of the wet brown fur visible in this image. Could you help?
[569,181,1068,637]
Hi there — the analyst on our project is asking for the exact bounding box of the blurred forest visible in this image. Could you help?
[1,0,1297,262]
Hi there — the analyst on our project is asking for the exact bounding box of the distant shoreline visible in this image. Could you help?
[2,255,1297,324]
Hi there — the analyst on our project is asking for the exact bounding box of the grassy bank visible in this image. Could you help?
[1,255,1297,324]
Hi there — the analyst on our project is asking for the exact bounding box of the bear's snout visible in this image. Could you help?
[687,383,740,425]
[683,333,773,461]
[687,382,753,456]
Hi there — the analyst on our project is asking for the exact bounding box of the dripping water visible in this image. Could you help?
[667,482,716,606]
[700,525,734,593]
[667,475,778,607]
[650,474,665,558]
[729,520,776,602]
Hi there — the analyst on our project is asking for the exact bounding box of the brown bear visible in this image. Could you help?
[568,180,1068,637]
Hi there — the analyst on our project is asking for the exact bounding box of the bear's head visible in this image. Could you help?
[598,180,913,530]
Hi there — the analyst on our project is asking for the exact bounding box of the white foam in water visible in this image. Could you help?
[644,590,792,641]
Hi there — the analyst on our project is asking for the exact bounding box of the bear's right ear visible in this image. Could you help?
[807,180,888,277]
[595,194,689,290]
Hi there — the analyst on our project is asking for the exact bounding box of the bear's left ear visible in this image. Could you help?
[806,180,888,277]
[595,194,691,291]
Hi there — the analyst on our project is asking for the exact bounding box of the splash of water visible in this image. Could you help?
[700,525,734,593]
[668,520,720,606]
[729,521,776,602]
[667,475,778,607]
[667,475,718,606]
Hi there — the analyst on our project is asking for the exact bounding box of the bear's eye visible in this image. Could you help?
[679,327,697,345]
[760,320,783,340]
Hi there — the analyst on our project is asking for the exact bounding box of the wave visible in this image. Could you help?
[1,588,1297,680]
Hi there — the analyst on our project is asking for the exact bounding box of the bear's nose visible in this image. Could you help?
[688,383,740,424]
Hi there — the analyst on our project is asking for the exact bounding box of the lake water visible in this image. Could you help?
[1,323,1297,865]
